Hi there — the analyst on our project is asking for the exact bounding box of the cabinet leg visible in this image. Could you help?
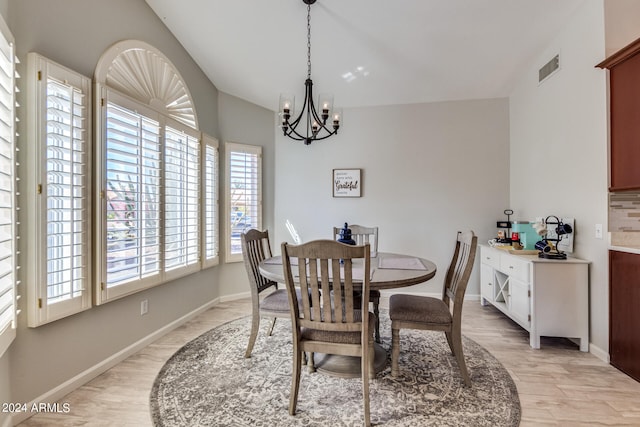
[530,334,541,349]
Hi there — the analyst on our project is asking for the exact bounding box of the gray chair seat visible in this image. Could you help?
[261,288,303,314]
[302,312,376,344]
[389,294,452,325]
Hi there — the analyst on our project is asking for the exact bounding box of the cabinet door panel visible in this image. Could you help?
[509,277,530,326]
[610,52,640,190]
[610,251,640,381]
[481,263,494,303]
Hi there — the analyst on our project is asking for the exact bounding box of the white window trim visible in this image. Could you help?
[224,142,262,263]
[95,87,207,304]
[95,88,163,303]
[0,14,16,356]
[202,134,219,268]
[26,53,92,327]
[93,40,207,305]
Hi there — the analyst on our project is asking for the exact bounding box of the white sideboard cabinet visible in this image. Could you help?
[479,245,590,352]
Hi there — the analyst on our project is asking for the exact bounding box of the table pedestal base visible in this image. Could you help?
[313,344,387,378]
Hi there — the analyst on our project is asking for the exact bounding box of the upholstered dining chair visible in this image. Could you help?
[333,224,381,343]
[389,230,478,386]
[241,229,300,358]
[282,240,375,427]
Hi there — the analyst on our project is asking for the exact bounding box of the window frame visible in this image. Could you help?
[224,142,262,263]
[0,15,16,355]
[202,134,219,268]
[26,52,92,327]
[95,88,162,303]
[95,87,206,304]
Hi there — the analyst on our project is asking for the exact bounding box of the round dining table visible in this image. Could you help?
[259,251,437,378]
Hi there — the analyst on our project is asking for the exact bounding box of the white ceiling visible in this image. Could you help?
[144,0,585,112]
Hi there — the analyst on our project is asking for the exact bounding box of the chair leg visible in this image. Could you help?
[450,328,471,386]
[445,330,455,355]
[368,336,375,379]
[267,317,277,336]
[289,346,302,415]
[307,352,316,373]
[244,311,260,358]
[372,295,381,344]
[361,337,372,427]
[391,327,400,377]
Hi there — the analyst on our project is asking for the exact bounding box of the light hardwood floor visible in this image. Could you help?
[16,298,640,426]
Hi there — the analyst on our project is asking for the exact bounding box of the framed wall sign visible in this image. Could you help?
[333,168,361,197]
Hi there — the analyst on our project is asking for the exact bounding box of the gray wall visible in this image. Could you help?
[217,91,277,297]
[510,0,608,357]
[273,98,511,297]
[1,0,637,425]
[2,0,233,418]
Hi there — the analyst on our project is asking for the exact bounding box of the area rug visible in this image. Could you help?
[150,312,520,427]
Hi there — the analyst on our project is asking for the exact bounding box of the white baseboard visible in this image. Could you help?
[589,342,610,363]
[11,297,221,426]
[219,291,251,302]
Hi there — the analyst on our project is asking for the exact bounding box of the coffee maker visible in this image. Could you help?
[496,209,513,244]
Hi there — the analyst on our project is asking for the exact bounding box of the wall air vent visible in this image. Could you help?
[539,54,560,84]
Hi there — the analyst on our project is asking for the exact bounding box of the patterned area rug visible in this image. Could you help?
[150,312,520,426]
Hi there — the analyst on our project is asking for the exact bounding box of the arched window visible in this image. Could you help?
[94,40,218,304]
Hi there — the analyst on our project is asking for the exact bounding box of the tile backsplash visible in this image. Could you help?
[610,191,640,248]
[610,191,640,232]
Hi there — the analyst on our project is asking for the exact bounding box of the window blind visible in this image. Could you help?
[226,143,262,261]
[45,78,88,303]
[203,137,219,266]
[105,102,161,286]
[0,17,15,355]
[164,126,199,272]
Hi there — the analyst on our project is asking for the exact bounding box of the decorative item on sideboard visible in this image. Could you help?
[535,215,573,260]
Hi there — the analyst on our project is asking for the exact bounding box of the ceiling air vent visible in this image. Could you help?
[539,54,560,84]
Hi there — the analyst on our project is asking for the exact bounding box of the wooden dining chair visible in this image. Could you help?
[389,230,478,386]
[333,224,381,343]
[282,239,375,427]
[241,229,300,358]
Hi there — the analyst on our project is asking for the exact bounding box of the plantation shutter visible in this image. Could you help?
[225,142,262,262]
[203,135,219,267]
[104,101,161,289]
[164,124,200,276]
[27,53,91,327]
[45,80,89,301]
[0,16,15,354]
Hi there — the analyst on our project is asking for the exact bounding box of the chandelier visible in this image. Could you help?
[279,0,341,145]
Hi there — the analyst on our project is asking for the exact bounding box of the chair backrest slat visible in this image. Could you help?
[442,231,477,317]
[333,224,379,253]
[241,229,276,296]
[282,240,370,332]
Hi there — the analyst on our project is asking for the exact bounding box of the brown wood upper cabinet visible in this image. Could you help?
[598,37,640,191]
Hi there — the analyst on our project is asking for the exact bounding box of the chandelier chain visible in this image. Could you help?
[307,3,311,79]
